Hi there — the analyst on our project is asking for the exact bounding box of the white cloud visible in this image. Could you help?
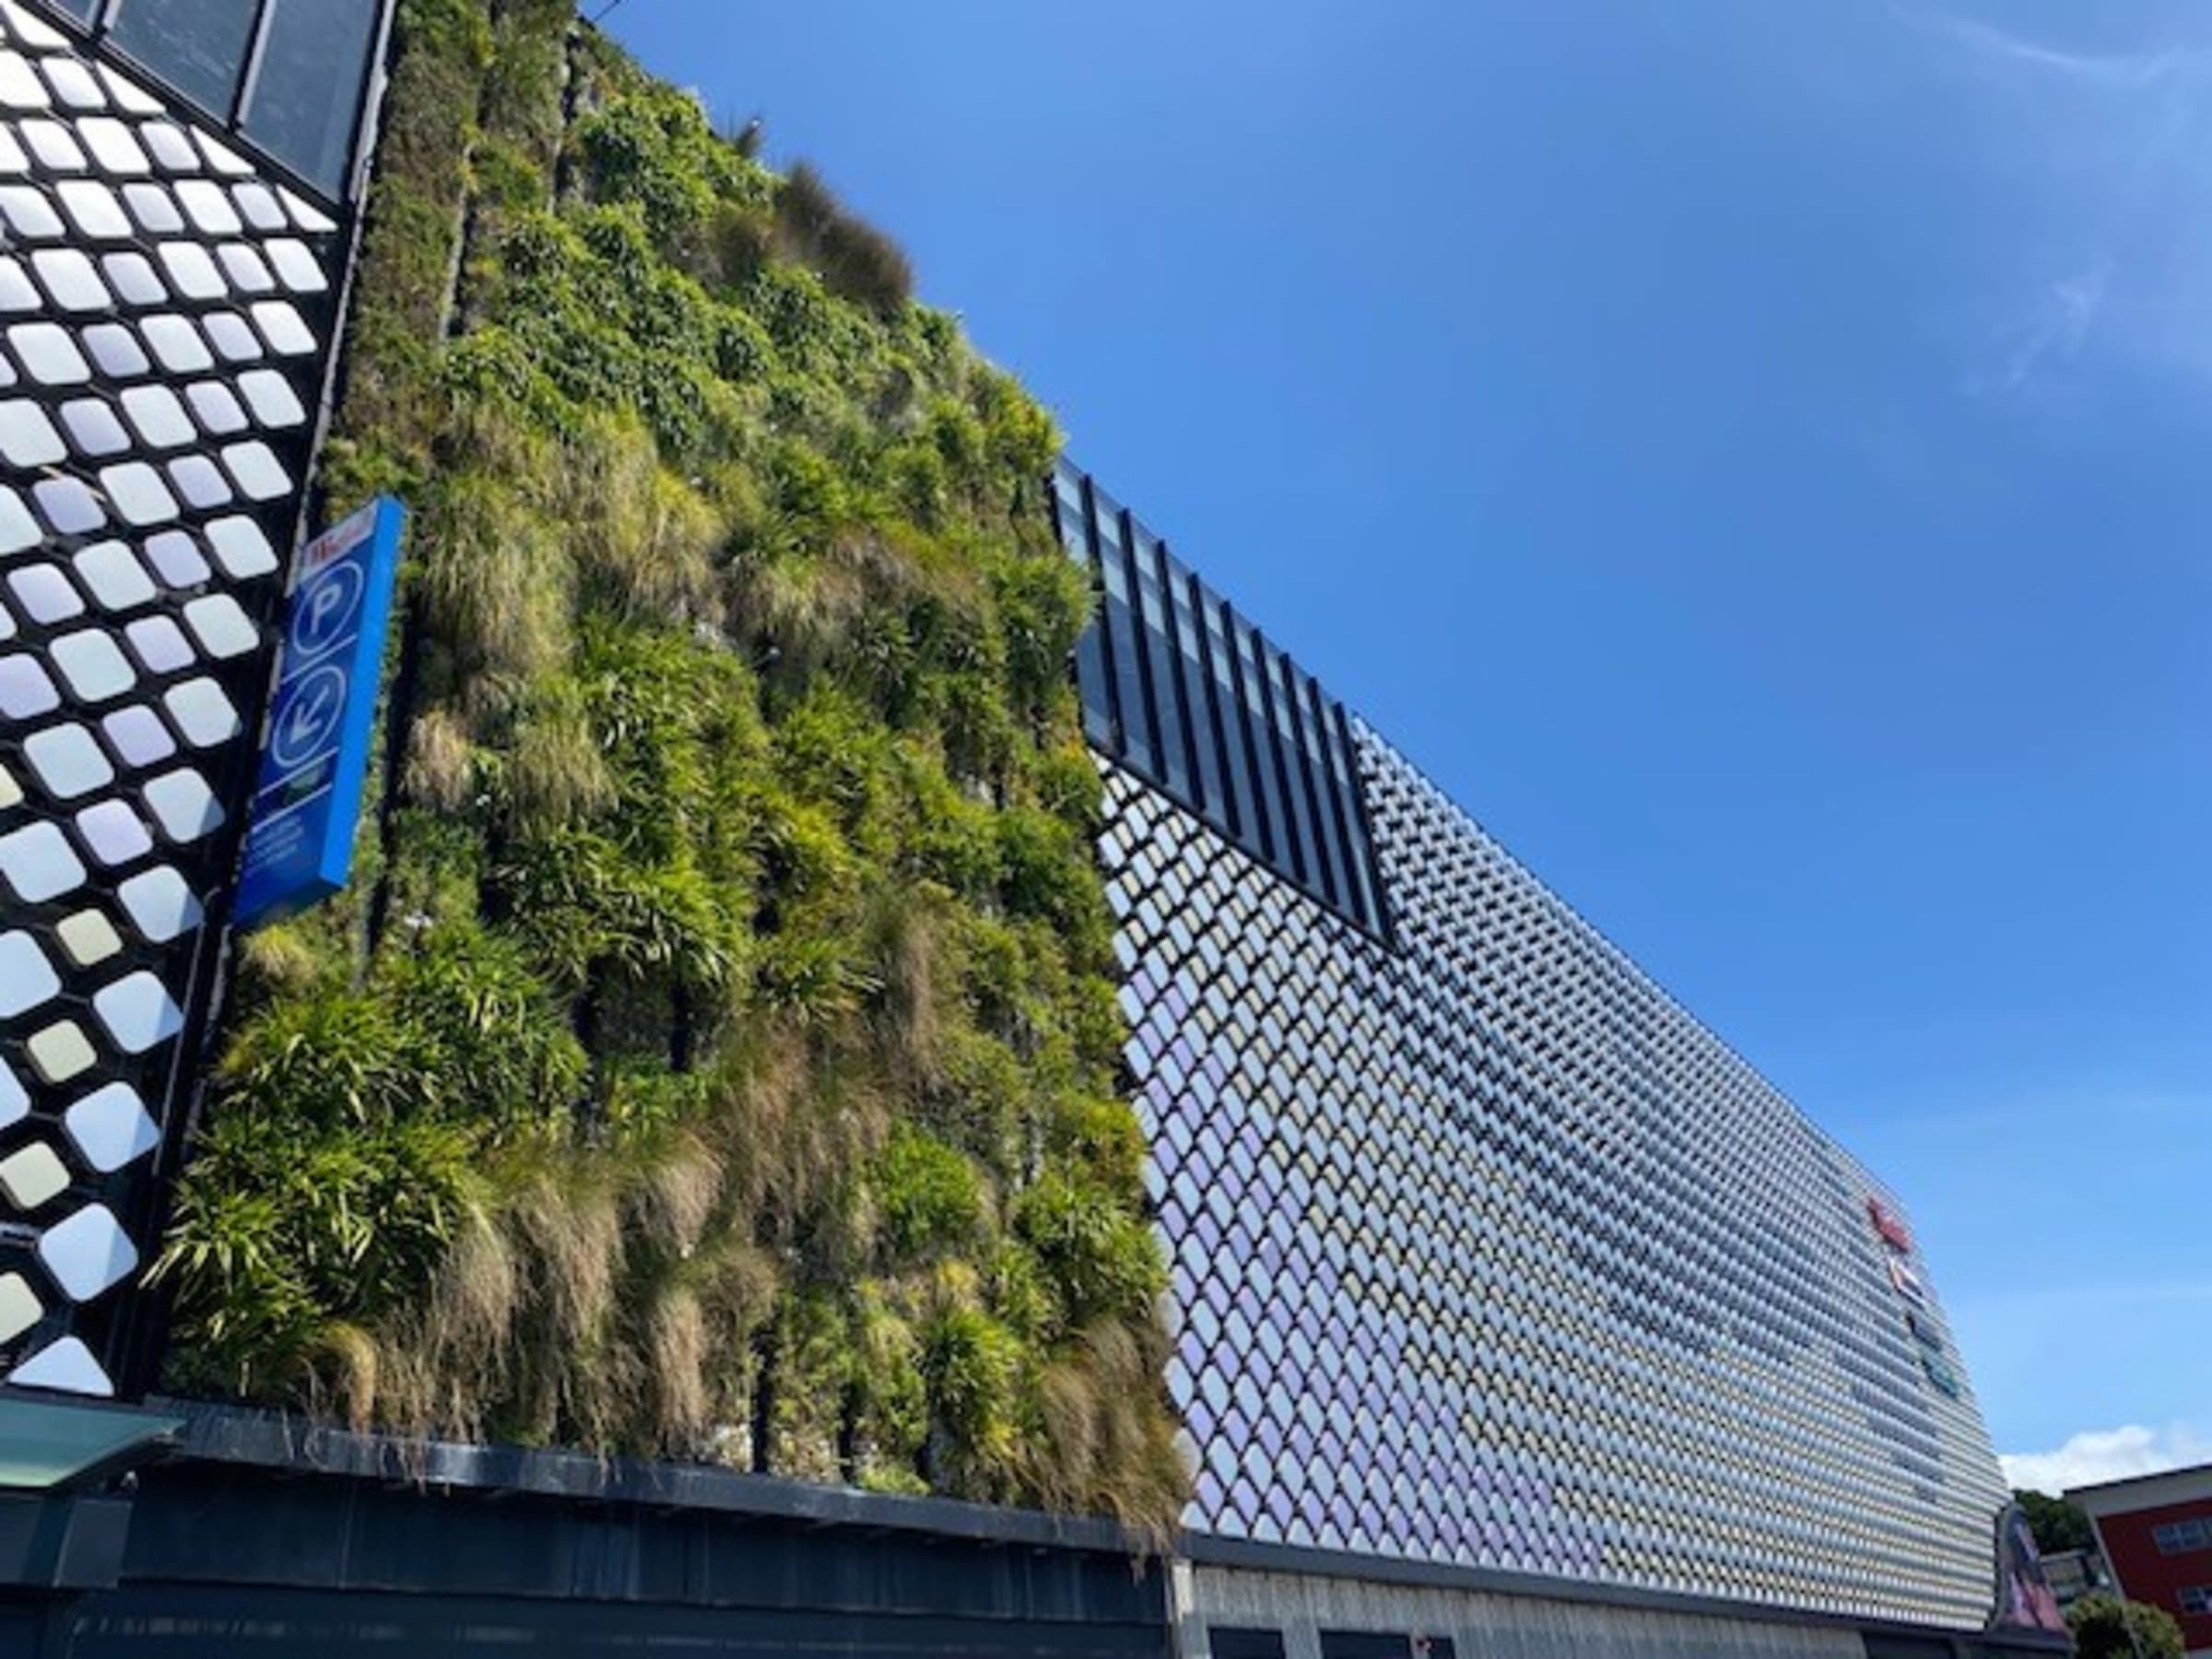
[1968,259,2113,394]
[1893,6,2212,394]
[1899,10,2196,90]
[2000,1421,2212,1494]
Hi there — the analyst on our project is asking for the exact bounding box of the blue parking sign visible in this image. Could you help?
[233,497,406,929]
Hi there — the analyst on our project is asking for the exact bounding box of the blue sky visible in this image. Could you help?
[607,0,2212,1484]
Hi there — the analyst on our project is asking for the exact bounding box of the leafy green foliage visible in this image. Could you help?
[2013,1488,2096,1556]
[2068,1594,2185,1659]
[1013,1175,1167,1332]
[159,0,1183,1533]
[874,1126,986,1260]
[575,81,764,248]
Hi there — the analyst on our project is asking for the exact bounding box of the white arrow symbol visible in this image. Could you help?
[271,664,347,771]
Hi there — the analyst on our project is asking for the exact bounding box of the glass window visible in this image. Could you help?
[1236,624,1298,880]
[1132,531,1190,803]
[1063,514,1114,750]
[1293,668,1354,911]
[1052,459,1386,938]
[1323,705,1383,931]
[1319,1634,1415,1659]
[1093,496,1154,776]
[2156,1520,2212,1554]
[1208,1631,1287,1659]
[1204,587,1262,857]
[242,0,382,195]
[1050,463,1088,555]
[1175,570,1225,825]
[106,0,260,117]
[1264,642,1323,892]
[1050,472,1116,744]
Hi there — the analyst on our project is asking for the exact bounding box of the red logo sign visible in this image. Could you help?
[1866,1196,1914,1253]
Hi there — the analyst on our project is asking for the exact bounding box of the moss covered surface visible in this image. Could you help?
[156,0,1185,1528]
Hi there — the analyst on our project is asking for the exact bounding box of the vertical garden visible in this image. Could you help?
[153,0,1186,1529]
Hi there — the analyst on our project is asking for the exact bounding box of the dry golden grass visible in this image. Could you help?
[634,1131,723,1260]
[867,887,953,1087]
[233,922,325,996]
[506,681,616,833]
[404,702,477,811]
[420,472,573,689]
[647,1280,712,1449]
[1022,1319,1186,1545]
[560,417,724,622]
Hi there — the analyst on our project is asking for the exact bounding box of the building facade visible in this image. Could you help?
[0,0,2068,1652]
[2037,1546,2112,1611]
[0,0,381,1401]
[2071,1464,2212,1657]
[1052,457,2063,1656]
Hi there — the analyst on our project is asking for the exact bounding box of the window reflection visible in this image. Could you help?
[242,0,382,195]
[1236,623,1300,883]
[1175,571,1226,825]
[1053,477,1116,750]
[1295,671,1353,909]
[1093,496,1155,775]
[1262,644,1324,896]
[105,0,259,116]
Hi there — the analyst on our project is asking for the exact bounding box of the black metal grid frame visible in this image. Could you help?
[0,151,347,1401]
[19,0,388,207]
[0,0,395,1401]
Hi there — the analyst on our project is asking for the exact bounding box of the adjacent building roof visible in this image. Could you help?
[2067,1462,2212,1513]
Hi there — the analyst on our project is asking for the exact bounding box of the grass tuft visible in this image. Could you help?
[775,161,913,317]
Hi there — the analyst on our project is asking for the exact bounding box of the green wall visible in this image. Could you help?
[156,0,1183,1531]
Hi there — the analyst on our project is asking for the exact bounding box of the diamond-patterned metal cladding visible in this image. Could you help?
[1102,729,2010,1630]
[0,0,342,1398]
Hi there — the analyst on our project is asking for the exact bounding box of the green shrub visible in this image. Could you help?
[1014,1175,1167,1330]
[922,1304,1022,1491]
[377,924,588,1126]
[996,806,1111,965]
[2069,1594,2185,1659]
[874,1126,986,1260]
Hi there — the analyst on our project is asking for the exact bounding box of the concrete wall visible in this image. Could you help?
[1175,1560,1869,1659]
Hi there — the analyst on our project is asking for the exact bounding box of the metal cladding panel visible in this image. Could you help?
[1100,726,2011,1630]
[0,0,350,1399]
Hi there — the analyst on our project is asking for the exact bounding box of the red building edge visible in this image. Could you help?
[2069,1462,2212,1655]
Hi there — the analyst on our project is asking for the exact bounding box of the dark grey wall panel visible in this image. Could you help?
[1179,1558,1879,1659]
[61,1587,1169,1657]
[10,1452,1171,1658]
